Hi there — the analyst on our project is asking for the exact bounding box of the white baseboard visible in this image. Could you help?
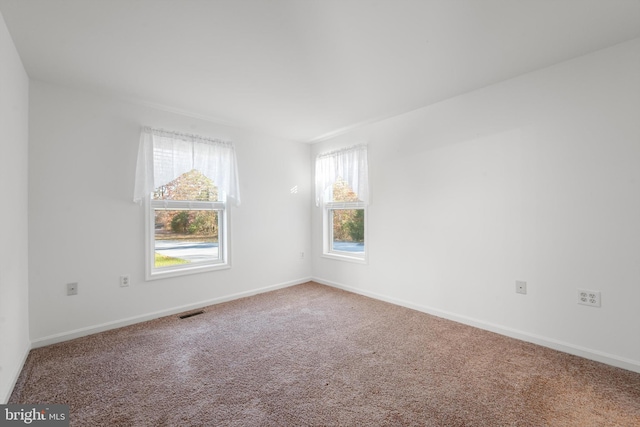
[31,277,311,349]
[2,342,31,404]
[312,277,640,374]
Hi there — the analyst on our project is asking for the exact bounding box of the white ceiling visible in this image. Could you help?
[1,0,639,143]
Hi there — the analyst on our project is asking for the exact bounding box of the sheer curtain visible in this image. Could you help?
[315,144,369,207]
[133,127,241,204]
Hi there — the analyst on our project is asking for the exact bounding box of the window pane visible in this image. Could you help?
[332,178,360,202]
[331,209,365,254]
[154,209,220,268]
[153,169,218,201]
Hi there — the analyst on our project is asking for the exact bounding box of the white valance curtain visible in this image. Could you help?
[315,144,369,207]
[133,127,241,205]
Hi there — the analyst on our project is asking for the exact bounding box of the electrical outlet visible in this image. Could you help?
[120,275,130,287]
[578,289,601,307]
[515,280,527,295]
[67,282,78,296]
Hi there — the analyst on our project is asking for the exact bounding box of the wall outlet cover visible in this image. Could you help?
[578,289,601,307]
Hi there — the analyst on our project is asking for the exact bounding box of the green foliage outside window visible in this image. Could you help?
[345,209,365,242]
[154,170,219,240]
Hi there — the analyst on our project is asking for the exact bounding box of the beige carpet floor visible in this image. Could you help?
[10,282,640,426]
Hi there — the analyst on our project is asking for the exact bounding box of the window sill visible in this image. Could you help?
[146,262,230,281]
[321,252,367,265]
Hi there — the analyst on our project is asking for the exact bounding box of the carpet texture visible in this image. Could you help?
[10,282,640,426]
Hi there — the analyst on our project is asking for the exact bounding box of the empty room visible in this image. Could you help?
[1,0,639,425]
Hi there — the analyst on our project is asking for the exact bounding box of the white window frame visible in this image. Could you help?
[322,201,367,264]
[145,198,230,281]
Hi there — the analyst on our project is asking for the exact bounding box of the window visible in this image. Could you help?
[150,170,225,275]
[315,145,369,263]
[134,127,240,280]
[324,179,366,260]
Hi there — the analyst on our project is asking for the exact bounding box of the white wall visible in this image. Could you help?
[28,81,311,344]
[0,11,30,403]
[312,38,640,372]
